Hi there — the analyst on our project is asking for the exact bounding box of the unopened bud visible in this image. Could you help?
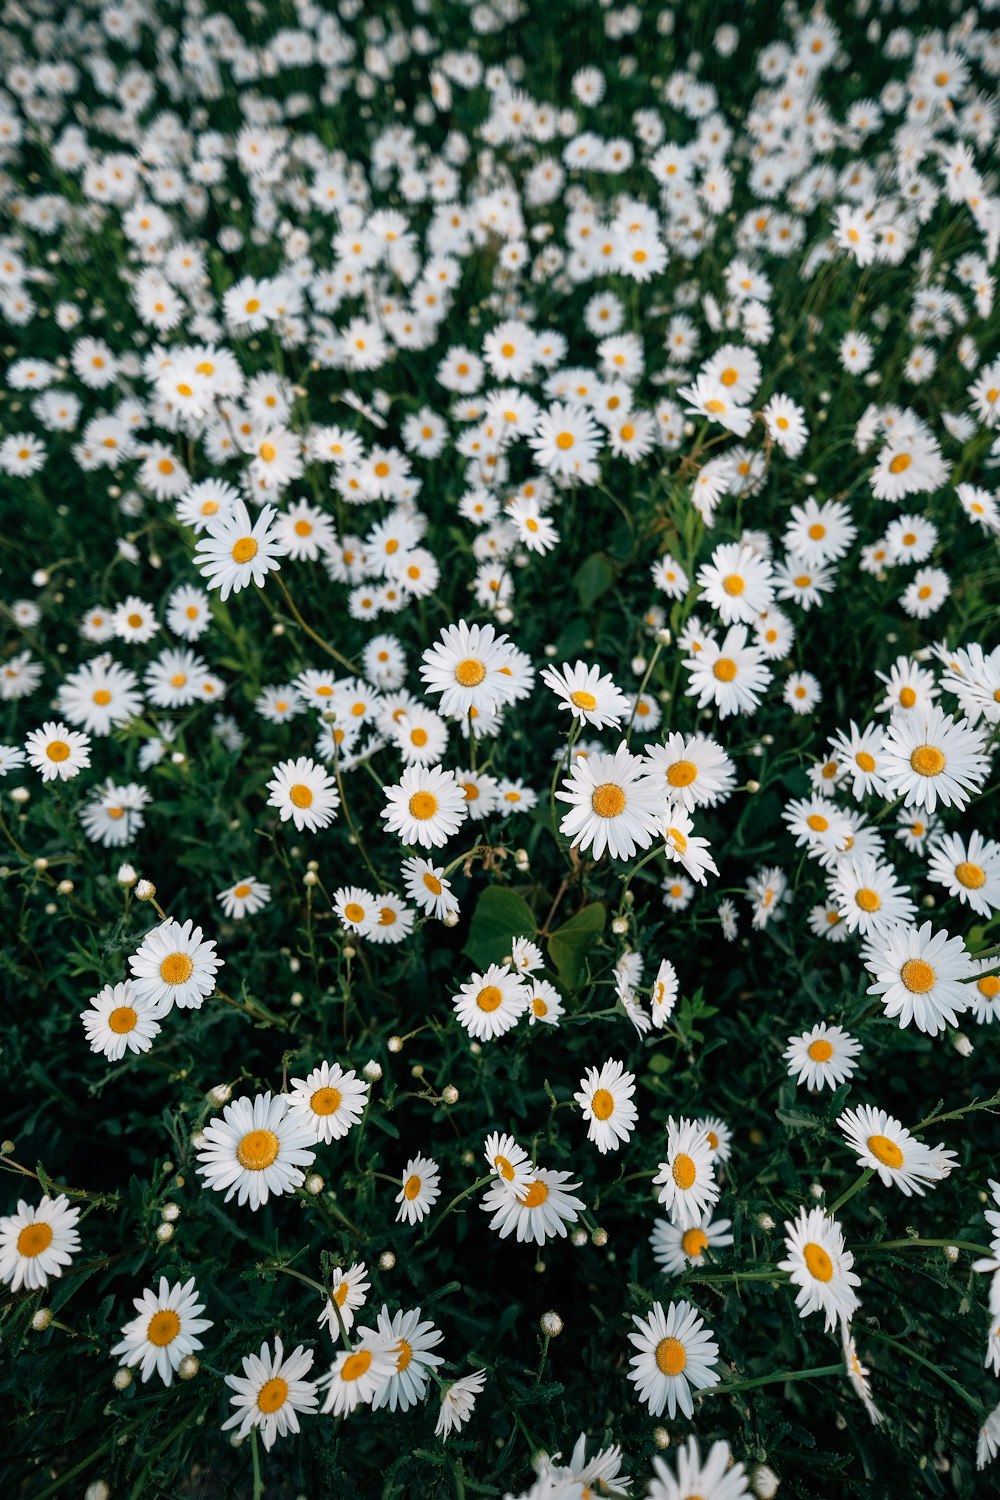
[161,1202,180,1222]
[31,1307,53,1331]
[753,1466,780,1499]
[178,1354,200,1379]
[442,1084,459,1104]
[745,780,760,794]
[387,1035,403,1053]
[113,1367,133,1389]
[303,869,318,886]
[379,1250,396,1271]
[117,863,137,886]
[156,1222,174,1243]
[540,1311,563,1336]
[953,1033,973,1057]
[611,916,629,935]
[363,1060,383,1082]
[591,1227,608,1247]
[135,879,156,900]
[304,1173,324,1195]
[653,1427,670,1449]
[57,879,73,894]
[207,1083,232,1107]
[442,909,460,927]
[757,1212,775,1232]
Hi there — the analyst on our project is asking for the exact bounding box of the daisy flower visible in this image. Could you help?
[435,1369,487,1439]
[556,741,665,860]
[683,626,772,718]
[701,1116,733,1165]
[626,1299,720,1418]
[196,1092,316,1210]
[783,1022,863,1090]
[381,764,468,849]
[778,1207,861,1332]
[396,1155,441,1225]
[843,1328,883,1426]
[80,980,161,1061]
[318,1333,396,1417]
[863,920,973,1035]
[831,855,916,937]
[24,720,91,782]
[537,1432,631,1496]
[969,959,1000,1024]
[221,1338,317,1452]
[128,918,222,1016]
[420,620,522,720]
[480,1167,585,1245]
[647,1436,749,1500]
[650,1213,735,1276]
[217,878,271,920]
[650,958,679,1027]
[452,963,529,1041]
[318,1262,370,1339]
[266,756,341,832]
[362,1305,445,1412]
[484,1132,532,1199]
[927,829,1000,917]
[0,1194,81,1292]
[540,660,631,730]
[663,805,719,884]
[643,733,736,811]
[837,1104,957,1196]
[193,500,285,601]
[526,978,564,1026]
[333,886,378,935]
[696,542,774,625]
[400,857,455,918]
[574,1059,638,1154]
[287,1061,369,1144]
[111,1277,212,1386]
[654,1116,720,1229]
[878,706,990,815]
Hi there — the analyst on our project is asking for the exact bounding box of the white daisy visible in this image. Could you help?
[363,1305,445,1412]
[196,1092,316,1210]
[837,1104,957,1196]
[647,1435,749,1500]
[452,963,529,1041]
[540,660,631,730]
[479,1168,585,1245]
[128,918,222,1016]
[556,741,665,860]
[395,1154,441,1225]
[574,1058,638,1154]
[194,500,285,601]
[221,1337,318,1452]
[863,920,973,1035]
[318,1332,397,1417]
[266,756,341,832]
[0,1194,81,1292]
[653,1116,720,1229]
[24,720,91,782]
[286,1061,369,1144]
[783,1022,863,1090]
[381,764,468,849]
[778,1207,861,1332]
[879,706,990,815]
[626,1299,720,1417]
[111,1276,212,1386]
[435,1369,487,1438]
[318,1261,370,1339]
[650,1212,735,1276]
[80,980,161,1061]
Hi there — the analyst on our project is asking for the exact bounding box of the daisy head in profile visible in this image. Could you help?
[395,1155,441,1225]
[837,1104,957,1196]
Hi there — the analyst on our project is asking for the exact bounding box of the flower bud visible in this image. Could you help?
[34,857,48,871]
[379,1250,396,1271]
[113,1367,133,1389]
[653,1427,670,1449]
[442,909,460,927]
[591,1227,608,1247]
[156,1222,174,1243]
[753,1466,780,1499]
[117,863,138,886]
[135,879,156,901]
[953,1033,973,1057]
[57,879,73,894]
[611,916,629,936]
[31,1307,53,1331]
[161,1202,180,1222]
[206,1083,232,1107]
[442,1084,459,1105]
[363,1060,383,1082]
[387,1035,403,1053]
[303,869,318,886]
[757,1212,775,1232]
[540,1311,563,1337]
[85,1484,112,1500]
[178,1354,200,1380]
[304,1174,324,1195]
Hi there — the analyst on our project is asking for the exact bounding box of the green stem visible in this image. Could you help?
[251,1428,264,1500]
[706,1361,844,1397]
[857,1237,995,1258]
[915,1090,1000,1132]
[420,1175,493,1243]
[827,1168,873,1215]
[865,1329,983,1416]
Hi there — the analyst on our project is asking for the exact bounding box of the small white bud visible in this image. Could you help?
[32,569,49,587]
[631,656,647,674]
[653,1427,670,1449]
[289,956,301,973]
[379,1250,396,1271]
[117,862,137,886]
[156,1222,174,1243]
[656,628,672,647]
[113,1367,133,1390]
[570,1228,588,1247]
[303,869,318,886]
[57,878,73,895]
[442,909,460,927]
[31,1307,53,1331]
[10,785,30,803]
[307,859,319,871]
[753,1465,780,1499]
[411,1063,424,1079]
[746,780,760,794]
[304,1174,324,1195]
[33,857,48,871]
[206,1084,232,1107]
[135,879,156,901]
[591,1227,608,1247]
[809,1182,823,1199]
[757,1212,775,1232]
[611,916,629,935]
[85,1484,112,1500]
[363,1060,383,1082]
[442,1084,459,1104]
[161,1202,180,1222]
[178,1354,200,1380]
[953,1033,973,1057]
[387,1035,403,1053]
[342,944,356,959]
[540,1311,563,1337]
[169,751,186,765]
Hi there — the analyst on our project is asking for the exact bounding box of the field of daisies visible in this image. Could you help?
[2,0,1000,1496]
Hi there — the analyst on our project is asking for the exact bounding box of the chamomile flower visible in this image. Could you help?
[111,1277,212,1386]
[266,756,340,832]
[381,764,468,849]
[221,1338,317,1452]
[318,1332,397,1417]
[525,978,564,1026]
[654,1117,720,1229]
[333,886,379,935]
[287,1061,369,1144]
[574,1059,638,1154]
[363,1305,445,1412]
[783,1023,862,1090]
[831,855,916,937]
[879,706,990,815]
[556,741,665,860]
[650,1213,735,1276]
[420,620,522,719]
[401,856,456,918]
[128,918,222,1016]
[80,981,161,1061]
[217,878,270,920]
[778,1208,861,1332]
[863,920,973,1035]
[196,1092,316,1210]
[318,1262,370,1338]
[643,733,736,811]
[968,960,1000,1024]
[0,1194,81,1292]
[696,542,774,625]
[683,626,772,718]
[435,1369,487,1438]
[484,1132,532,1199]
[843,1328,883,1426]
[650,958,679,1027]
[647,1436,749,1500]
[480,1167,585,1245]
[453,963,529,1041]
[24,720,91,782]
[540,660,630,730]
[395,1155,441,1225]
[194,500,285,601]
[626,1299,720,1418]
[927,830,1000,917]
[837,1105,957,1196]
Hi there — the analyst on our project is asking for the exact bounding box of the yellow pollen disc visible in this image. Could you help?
[109,1006,137,1034]
[170,673,187,687]
[570,689,597,711]
[655,1336,687,1376]
[719,367,738,386]
[408,791,438,821]
[17,1222,54,1257]
[901,958,935,993]
[522,1180,548,1207]
[898,686,917,708]
[793,575,811,589]
[237,1129,280,1171]
[555,432,574,450]
[233,884,252,899]
[332,1282,349,1307]
[888,453,911,474]
[591,783,626,818]
[147,1309,181,1346]
[806,814,829,832]
[94,688,114,708]
[404,1174,422,1200]
[477,985,503,1012]
[855,751,876,772]
[918,586,931,600]
[378,908,396,926]
[855,887,880,913]
[500,342,516,358]
[667,759,697,788]
[258,442,277,464]
[394,1338,413,1373]
[591,1088,615,1120]
[201,501,219,516]
[160,953,193,986]
[954,859,986,890]
[668,827,687,854]
[978,976,999,1000]
[294,519,313,536]
[803,1242,833,1282]
[910,745,945,777]
[807,1038,833,1061]
[808,523,826,540]
[256,1376,288,1412]
[532,996,548,1017]
[245,298,260,314]
[175,382,193,398]
[722,573,745,595]
[311,1087,342,1116]
[232,537,258,564]
[46,740,71,762]
[158,458,174,474]
[681,1228,709,1257]
[455,657,486,687]
[706,1130,719,1150]
[107,808,124,820]
[423,873,443,895]
[196,361,214,376]
[344,902,365,923]
[713,657,737,682]
[289,783,313,808]
[867,1134,904,1169]
[704,398,726,414]
[901,533,917,547]
[620,423,635,441]
[672,1153,696,1190]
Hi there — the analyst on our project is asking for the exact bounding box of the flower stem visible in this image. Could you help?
[706,1361,844,1396]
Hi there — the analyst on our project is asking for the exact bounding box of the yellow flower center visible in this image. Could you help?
[232,537,258,564]
[722,573,745,596]
[591,1088,615,1120]
[808,523,826,540]
[956,861,985,889]
[404,1174,422,1200]
[147,1309,181,1346]
[532,996,548,1017]
[16,1222,54,1257]
[667,759,697,788]
[807,814,829,832]
[455,657,486,687]
[803,1242,833,1282]
[344,902,365,923]
[237,1129,280,1170]
[855,888,880,913]
[855,751,876,772]
[109,1006,138,1034]
[394,1338,412,1373]
[978,976,999,1000]
[867,1134,904,1169]
[672,1153,696,1189]
[477,985,503,1012]
[570,690,598,711]
[719,367,738,387]
[92,689,112,706]
[655,1336,687,1375]
[900,958,935,993]
[294,519,313,536]
[160,953,193,986]
[311,1087,342,1116]
[888,453,911,474]
[289,783,315,809]
[256,1376,288,1412]
[681,1228,709,1257]
[422,873,443,895]
[46,740,71,761]
[408,791,438,820]
[521,1180,548,1207]
[555,431,575,450]
[591,783,626,818]
[713,658,737,682]
[807,1039,833,1061]
[910,744,945,777]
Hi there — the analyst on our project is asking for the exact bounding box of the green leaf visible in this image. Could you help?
[574,552,616,608]
[547,902,606,988]
[463,885,536,968]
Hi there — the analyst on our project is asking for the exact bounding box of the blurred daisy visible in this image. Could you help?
[217,878,270,920]
[843,1328,883,1426]
[221,1337,317,1452]
[647,1435,748,1500]
[626,1299,720,1417]
[111,1276,212,1386]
